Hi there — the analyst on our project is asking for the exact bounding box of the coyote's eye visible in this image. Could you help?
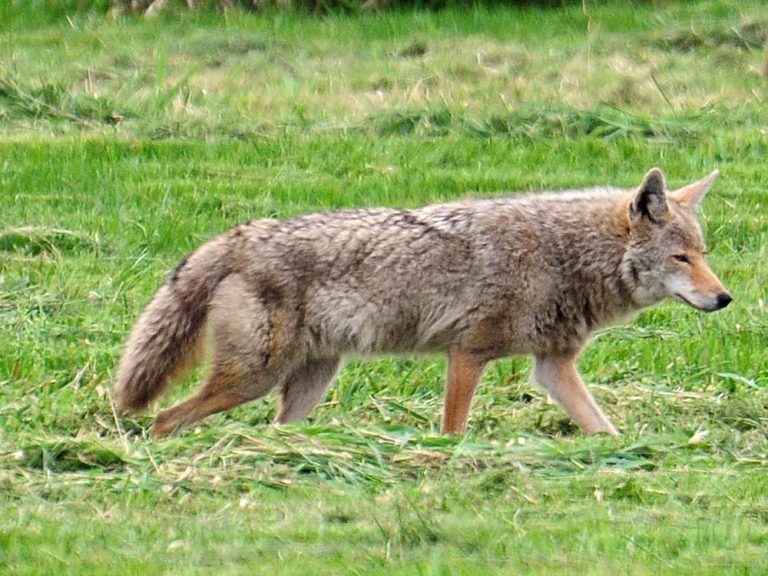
[672,254,690,264]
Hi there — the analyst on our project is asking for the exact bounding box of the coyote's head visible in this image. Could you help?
[622,167,732,312]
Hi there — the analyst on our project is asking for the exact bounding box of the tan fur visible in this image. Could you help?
[114,167,732,437]
[442,351,487,435]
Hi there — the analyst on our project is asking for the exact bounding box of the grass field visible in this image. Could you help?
[1,1,767,573]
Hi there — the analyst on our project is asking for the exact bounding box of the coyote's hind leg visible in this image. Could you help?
[151,274,299,437]
[275,357,341,424]
[150,363,275,437]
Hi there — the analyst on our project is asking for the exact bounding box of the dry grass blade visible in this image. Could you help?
[0,226,100,255]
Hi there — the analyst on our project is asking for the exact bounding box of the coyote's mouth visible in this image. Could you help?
[673,292,718,312]
[673,292,694,306]
[672,292,712,312]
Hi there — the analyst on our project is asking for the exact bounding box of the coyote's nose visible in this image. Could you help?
[715,292,733,310]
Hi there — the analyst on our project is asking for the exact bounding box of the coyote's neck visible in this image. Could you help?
[547,196,638,335]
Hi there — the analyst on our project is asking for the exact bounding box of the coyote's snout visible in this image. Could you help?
[114,167,731,438]
[666,254,732,312]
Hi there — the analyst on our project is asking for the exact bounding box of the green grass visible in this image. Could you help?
[1,1,768,574]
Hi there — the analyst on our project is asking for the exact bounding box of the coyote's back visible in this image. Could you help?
[114,167,731,438]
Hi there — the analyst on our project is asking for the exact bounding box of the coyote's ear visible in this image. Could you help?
[669,169,719,212]
[630,167,669,224]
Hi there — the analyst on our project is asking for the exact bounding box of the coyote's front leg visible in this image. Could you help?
[441,350,488,435]
[533,353,619,436]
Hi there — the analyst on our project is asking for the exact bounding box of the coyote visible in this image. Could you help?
[115,168,731,437]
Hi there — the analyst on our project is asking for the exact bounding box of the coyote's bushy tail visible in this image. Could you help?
[114,238,234,413]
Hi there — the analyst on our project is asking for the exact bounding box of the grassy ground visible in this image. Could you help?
[1,1,767,574]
